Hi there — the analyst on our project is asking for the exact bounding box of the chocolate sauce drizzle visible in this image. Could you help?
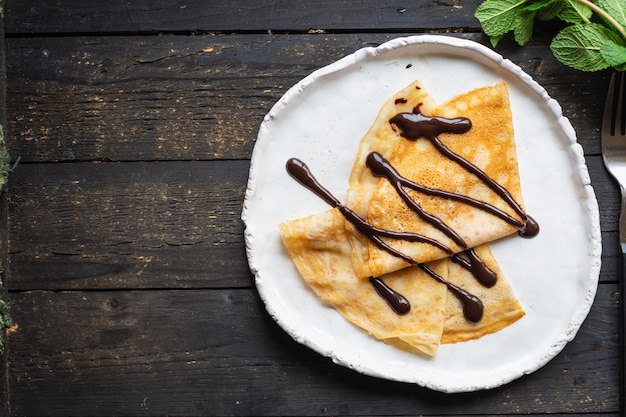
[366,151,526,236]
[286,159,454,255]
[286,157,484,322]
[285,107,538,323]
[365,151,505,288]
[389,111,472,139]
[389,110,539,238]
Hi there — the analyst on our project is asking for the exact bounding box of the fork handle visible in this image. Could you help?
[619,191,626,413]
[618,240,626,416]
[618,239,626,416]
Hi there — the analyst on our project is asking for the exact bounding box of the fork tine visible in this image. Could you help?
[618,73,625,136]
[604,73,617,136]
[603,73,616,135]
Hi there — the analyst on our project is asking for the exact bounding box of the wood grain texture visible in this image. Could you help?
[4,0,482,34]
[6,160,252,290]
[0,2,10,415]
[5,285,619,416]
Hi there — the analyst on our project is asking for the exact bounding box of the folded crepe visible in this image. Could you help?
[277,80,526,356]
[352,82,526,278]
[278,210,525,355]
[279,208,448,356]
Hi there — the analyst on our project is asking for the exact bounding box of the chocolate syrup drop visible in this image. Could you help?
[520,215,540,238]
[419,263,484,322]
[452,249,497,288]
[370,277,410,315]
[447,282,484,323]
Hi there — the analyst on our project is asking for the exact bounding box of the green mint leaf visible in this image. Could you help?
[514,10,536,45]
[550,22,621,71]
[535,0,565,20]
[601,40,626,70]
[489,34,504,48]
[596,0,626,28]
[524,0,558,12]
[557,0,593,24]
[475,0,531,37]
[524,0,555,11]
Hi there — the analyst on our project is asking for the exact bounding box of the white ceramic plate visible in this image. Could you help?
[241,35,601,393]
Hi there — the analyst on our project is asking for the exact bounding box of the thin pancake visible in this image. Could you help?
[365,83,525,277]
[442,244,525,344]
[279,208,448,356]
[278,81,527,355]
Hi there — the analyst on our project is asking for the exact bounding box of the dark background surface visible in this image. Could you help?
[0,1,620,415]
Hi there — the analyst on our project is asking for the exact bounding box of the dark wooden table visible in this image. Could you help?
[0,1,621,415]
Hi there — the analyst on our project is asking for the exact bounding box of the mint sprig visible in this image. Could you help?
[475,0,626,71]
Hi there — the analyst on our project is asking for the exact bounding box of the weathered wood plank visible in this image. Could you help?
[0,0,11,414]
[5,157,615,290]
[5,33,608,164]
[4,0,483,35]
[5,33,369,162]
[6,160,252,291]
[5,285,619,416]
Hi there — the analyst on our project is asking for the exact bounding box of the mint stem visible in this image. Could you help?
[578,0,626,42]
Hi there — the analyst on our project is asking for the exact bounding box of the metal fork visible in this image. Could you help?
[602,72,626,413]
